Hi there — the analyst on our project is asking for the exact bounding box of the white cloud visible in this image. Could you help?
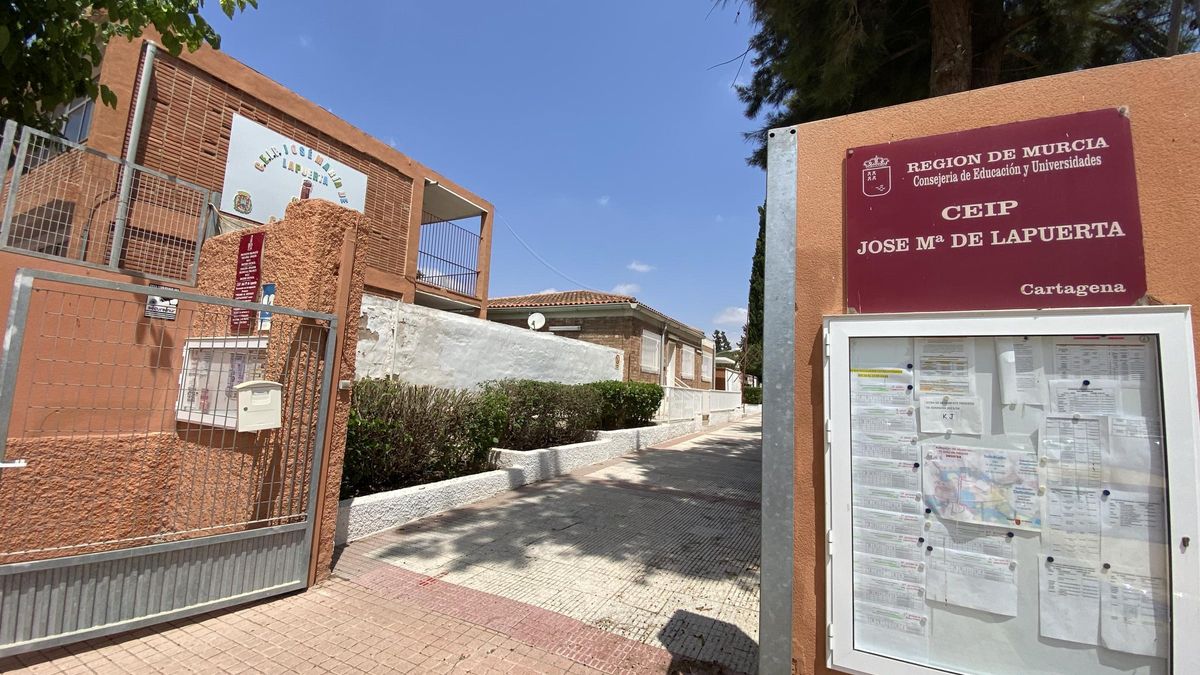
[596,195,611,207]
[715,214,724,223]
[611,283,640,296]
[713,306,748,327]
[626,260,654,273]
[536,287,560,294]
[299,35,312,49]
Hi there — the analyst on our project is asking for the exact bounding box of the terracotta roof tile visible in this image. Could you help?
[487,290,637,309]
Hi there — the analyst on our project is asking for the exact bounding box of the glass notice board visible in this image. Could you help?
[824,308,1200,675]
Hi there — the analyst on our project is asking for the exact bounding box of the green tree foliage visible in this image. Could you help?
[729,0,1199,167]
[587,381,665,430]
[743,204,766,380]
[0,0,258,130]
[712,329,733,352]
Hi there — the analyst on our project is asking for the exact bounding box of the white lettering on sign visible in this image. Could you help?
[941,201,1019,221]
[853,221,1125,257]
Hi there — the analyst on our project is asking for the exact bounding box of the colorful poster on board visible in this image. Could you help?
[219,114,368,224]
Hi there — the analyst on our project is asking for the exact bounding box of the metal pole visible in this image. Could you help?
[0,124,29,249]
[108,41,157,269]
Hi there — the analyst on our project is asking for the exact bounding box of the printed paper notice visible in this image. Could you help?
[1105,416,1165,485]
[853,457,922,491]
[852,381,914,408]
[852,432,919,462]
[1101,485,1167,544]
[854,552,926,585]
[853,486,924,515]
[996,337,1047,405]
[855,573,926,611]
[854,528,923,561]
[926,548,1018,616]
[1041,487,1101,560]
[1040,415,1105,488]
[854,507,924,536]
[854,601,929,663]
[1054,338,1150,383]
[1049,380,1121,415]
[918,395,984,435]
[1100,569,1169,658]
[925,520,1014,558]
[1039,556,1101,646]
[851,367,913,390]
[922,444,1041,529]
[915,338,975,396]
[851,406,917,434]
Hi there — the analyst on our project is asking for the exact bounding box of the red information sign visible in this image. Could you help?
[230,232,265,331]
[845,108,1146,313]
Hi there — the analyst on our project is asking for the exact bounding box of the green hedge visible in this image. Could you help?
[587,381,664,430]
[742,386,762,405]
[340,379,507,499]
[483,379,600,450]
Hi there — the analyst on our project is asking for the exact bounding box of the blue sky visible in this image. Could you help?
[205,1,763,337]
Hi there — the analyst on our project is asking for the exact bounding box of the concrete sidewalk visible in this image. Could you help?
[0,416,762,674]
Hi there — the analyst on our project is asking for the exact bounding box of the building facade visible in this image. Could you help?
[486,291,715,389]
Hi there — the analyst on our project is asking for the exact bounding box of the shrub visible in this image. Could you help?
[340,379,506,499]
[483,379,600,450]
[742,386,763,405]
[587,380,664,430]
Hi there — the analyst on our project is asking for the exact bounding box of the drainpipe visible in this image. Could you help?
[660,322,668,387]
[108,41,157,268]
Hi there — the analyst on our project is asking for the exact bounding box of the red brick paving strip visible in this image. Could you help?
[355,565,674,675]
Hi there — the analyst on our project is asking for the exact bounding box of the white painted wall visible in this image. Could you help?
[356,294,623,388]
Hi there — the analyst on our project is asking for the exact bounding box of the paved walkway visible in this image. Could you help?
[0,416,762,674]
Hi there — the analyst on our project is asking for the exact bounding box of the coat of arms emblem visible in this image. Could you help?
[862,156,891,197]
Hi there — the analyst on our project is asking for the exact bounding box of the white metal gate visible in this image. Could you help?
[0,269,337,656]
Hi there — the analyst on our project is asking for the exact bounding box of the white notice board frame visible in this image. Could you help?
[823,306,1200,675]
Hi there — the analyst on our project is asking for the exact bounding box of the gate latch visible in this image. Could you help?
[0,459,28,469]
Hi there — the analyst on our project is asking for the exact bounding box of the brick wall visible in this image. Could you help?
[136,54,414,279]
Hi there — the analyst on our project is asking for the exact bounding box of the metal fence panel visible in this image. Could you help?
[0,122,210,284]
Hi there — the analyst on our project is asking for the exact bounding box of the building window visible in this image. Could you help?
[59,97,94,144]
[640,330,661,372]
[682,346,695,380]
[702,353,713,382]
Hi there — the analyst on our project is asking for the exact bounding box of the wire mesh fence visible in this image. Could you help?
[0,120,210,284]
[0,272,335,565]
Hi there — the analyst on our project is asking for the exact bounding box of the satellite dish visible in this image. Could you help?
[527,312,546,330]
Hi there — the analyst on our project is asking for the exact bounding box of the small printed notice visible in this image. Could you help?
[854,602,929,663]
[854,527,924,561]
[915,338,975,395]
[851,367,914,389]
[854,552,926,585]
[853,381,913,407]
[1054,338,1151,383]
[1040,415,1105,488]
[996,337,1047,405]
[854,486,924,515]
[1105,416,1164,485]
[1101,485,1167,544]
[924,520,1014,558]
[851,432,919,462]
[926,548,1018,616]
[1049,380,1121,415]
[1041,487,1101,560]
[922,444,1041,529]
[854,507,924,536]
[918,395,984,435]
[853,457,922,491]
[1039,556,1101,646]
[855,573,926,611]
[852,406,917,434]
[1100,569,1170,658]
[144,283,179,321]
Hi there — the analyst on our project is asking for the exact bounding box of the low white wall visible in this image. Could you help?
[334,410,755,545]
[356,295,623,388]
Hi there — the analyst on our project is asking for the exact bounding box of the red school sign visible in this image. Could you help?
[844,108,1146,313]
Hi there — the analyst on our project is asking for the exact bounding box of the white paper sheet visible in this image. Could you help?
[915,338,975,396]
[851,432,920,462]
[854,601,930,663]
[853,456,922,491]
[851,367,914,390]
[853,381,914,407]
[996,337,1047,405]
[1100,569,1170,658]
[853,485,924,515]
[1039,556,1101,646]
[854,552,926,584]
[922,443,1041,529]
[852,405,918,434]
[1105,416,1165,486]
[1041,487,1101,560]
[926,548,1018,616]
[1049,380,1122,415]
[854,527,924,561]
[918,395,984,435]
[854,507,925,536]
[855,573,926,611]
[1054,338,1150,383]
[924,520,1015,558]
[1040,414,1105,489]
[1101,485,1167,544]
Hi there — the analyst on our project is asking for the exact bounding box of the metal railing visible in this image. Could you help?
[0,119,212,284]
[655,386,744,422]
[416,212,481,297]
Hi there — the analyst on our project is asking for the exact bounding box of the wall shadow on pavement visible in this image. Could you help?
[658,609,759,675]
[365,420,763,586]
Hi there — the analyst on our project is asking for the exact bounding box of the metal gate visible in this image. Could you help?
[0,269,337,656]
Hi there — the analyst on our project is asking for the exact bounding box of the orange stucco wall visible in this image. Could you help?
[787,54,1200,673]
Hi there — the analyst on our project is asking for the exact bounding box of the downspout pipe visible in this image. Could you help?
[108,41,157,268]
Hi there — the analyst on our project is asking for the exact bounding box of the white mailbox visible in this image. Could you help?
[233,380,283,432]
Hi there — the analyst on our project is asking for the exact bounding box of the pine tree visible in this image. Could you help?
[712,330,733,352]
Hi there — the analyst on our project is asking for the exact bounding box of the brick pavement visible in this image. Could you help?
[0,416,761,674]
